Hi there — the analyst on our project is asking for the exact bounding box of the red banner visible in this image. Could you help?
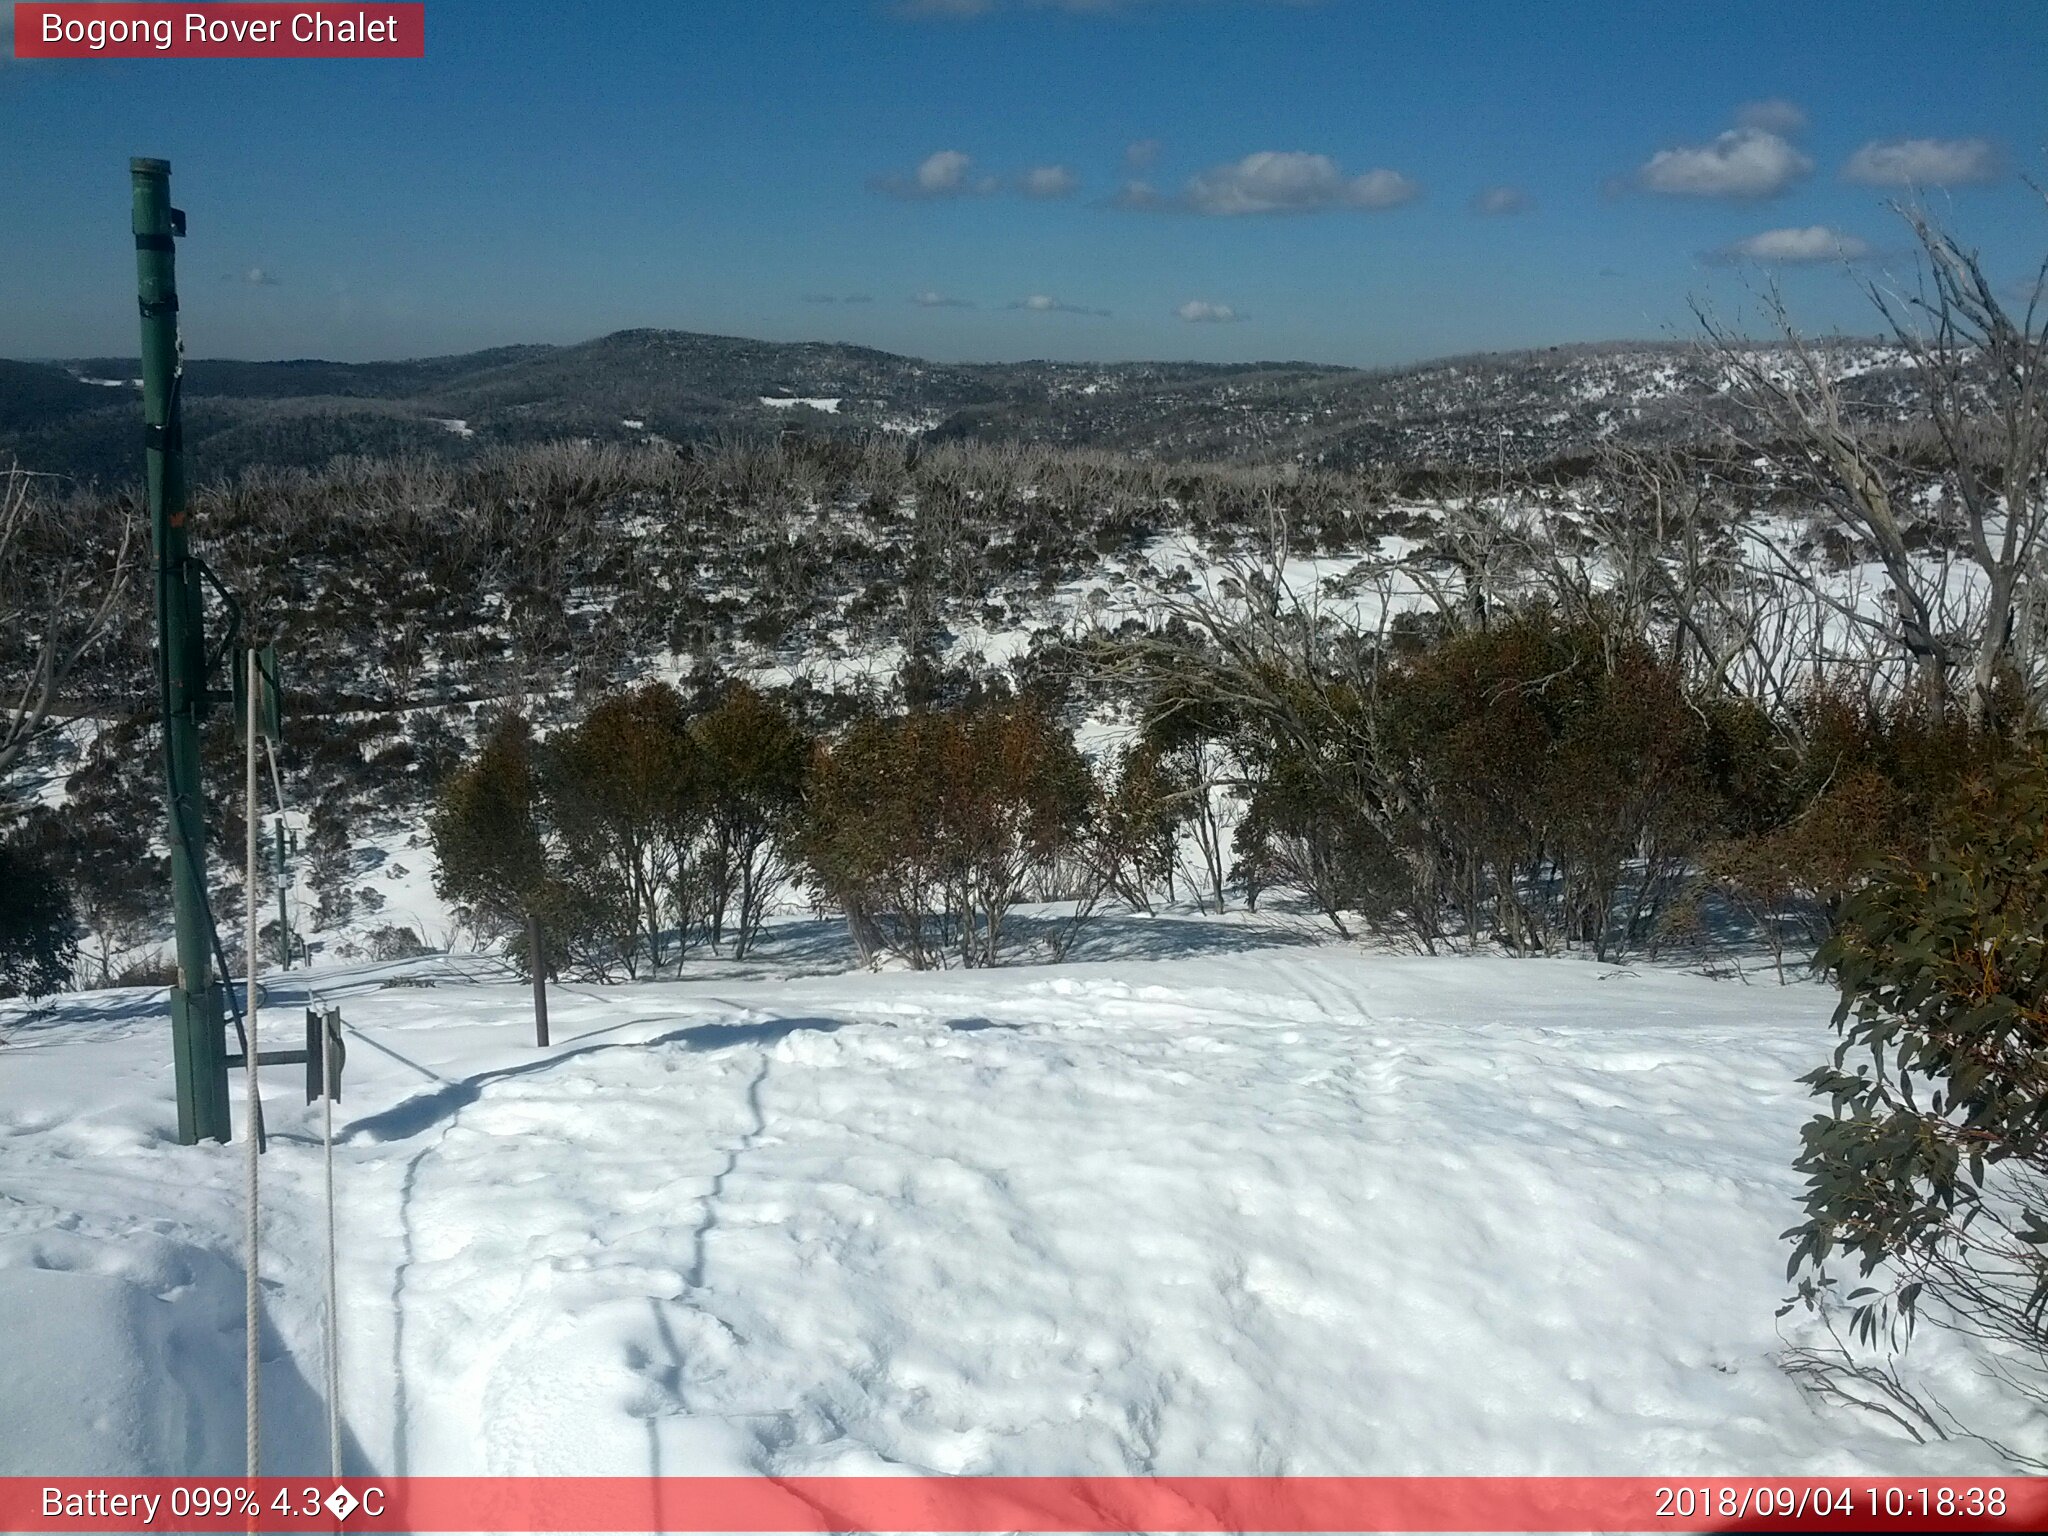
[10,4,424,59]
[2,1477,2045,1533]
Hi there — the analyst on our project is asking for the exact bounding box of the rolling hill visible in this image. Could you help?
[0,329,1919,487]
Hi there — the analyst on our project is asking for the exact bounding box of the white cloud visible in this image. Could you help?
[1470,185,1531,215]
[869,149,998,199]
[238,266,279,286]
[1182,151,1420,215]
[1010,294,1110,315]
[1715,225,1871,264]
[1735,98,1807,135]
[1843,136,2000,187]
[912,290,975,307]
[917,149,973,193]
[1108,179,1170,210]
[1638,128,1811,198]
[1020,164,1079,198]
[1176,300,1242,323]
[1125,138,1162,170]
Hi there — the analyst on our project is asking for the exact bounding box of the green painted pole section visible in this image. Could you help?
[135,157,232,1146]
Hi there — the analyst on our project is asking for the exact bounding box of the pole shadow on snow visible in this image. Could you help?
[103,1237,378,1478]
[339,1015,843,1146]
[246,1287,380,1479]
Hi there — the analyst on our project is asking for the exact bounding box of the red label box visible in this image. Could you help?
[11,4,425,58]
[2,1477,2047,1533]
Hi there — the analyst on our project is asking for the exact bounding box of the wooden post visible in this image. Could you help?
[527,910,550,1047]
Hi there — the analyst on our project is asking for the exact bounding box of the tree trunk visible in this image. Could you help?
[527,910,550,1047]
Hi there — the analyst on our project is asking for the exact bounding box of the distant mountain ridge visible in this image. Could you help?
[0,328,1916,487]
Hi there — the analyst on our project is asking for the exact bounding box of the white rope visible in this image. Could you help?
[262,734,287,826]
[261,719,343,1476]
[243,648,263,1480]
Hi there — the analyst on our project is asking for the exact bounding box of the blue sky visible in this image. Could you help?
[2,0,2044,365]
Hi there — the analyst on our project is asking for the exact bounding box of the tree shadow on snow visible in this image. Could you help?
[649,906,1329,984]
[338,1015,845,1146]
[1009,908,1325,964]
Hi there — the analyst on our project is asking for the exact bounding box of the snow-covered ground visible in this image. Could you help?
[4,909,2041,1480]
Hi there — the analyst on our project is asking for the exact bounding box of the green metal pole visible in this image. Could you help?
[135,157,232,1145]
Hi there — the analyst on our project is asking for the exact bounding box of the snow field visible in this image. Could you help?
[1,927,2038,1482]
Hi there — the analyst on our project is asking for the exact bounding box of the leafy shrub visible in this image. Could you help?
[804,696,1091,967]
[366,923,432,961]
[113,952,178,989]
[1209,611,1738,953]
[1706,690,2017,974]
[691,683,810,958]
[542,683,702,973]
[1786,755,2048,1424]
[430,714,551,960]
[0,835,78,999]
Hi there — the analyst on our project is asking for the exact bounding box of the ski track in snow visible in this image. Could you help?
[2,926,2040,1478]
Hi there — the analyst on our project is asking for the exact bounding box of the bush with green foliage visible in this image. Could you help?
[691,683,809,958]
[430,713,556,970]
[1085,743,1182,915]
[1705,690,2017,977]
[542,683,702,974]
[1232,685,1382,934]
[0,835,78,999]
[1208,611,1743,955]
[804,695,1091,968]
[1375,612,1729,956]
[1786,756,2048,1421]
[306,799,356,932]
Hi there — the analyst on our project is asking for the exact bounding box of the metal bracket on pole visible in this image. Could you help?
[226,1005,342,1113]
[307,1007,344,1104]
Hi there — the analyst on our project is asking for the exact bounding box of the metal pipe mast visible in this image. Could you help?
[135,157,232,1145]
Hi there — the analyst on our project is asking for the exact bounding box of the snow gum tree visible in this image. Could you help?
[542,682,703,975]
[305,799,355,933]
[0,467,137,787]
[691,683,809,959]
[429,712,556,1043]
[1703,202,2048,725]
